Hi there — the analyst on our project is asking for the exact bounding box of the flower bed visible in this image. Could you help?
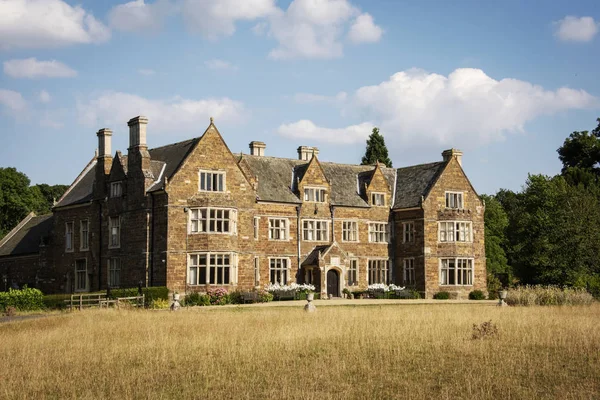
[265,283,316,301]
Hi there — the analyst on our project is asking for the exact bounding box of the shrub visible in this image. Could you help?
[148,298,170,309]
[469,290,486,300]
[472,320,499,340]
[257,290,274,303]
[207,288,230,305]
[183,292,210,307]
[0,287,44,311]
[4,306,16,317]
[228,291,243,304]
[109,286,169,306]
[505,285,594,306]
[433,291,450,300]
[43,294,71,310]
[395,289,421,299]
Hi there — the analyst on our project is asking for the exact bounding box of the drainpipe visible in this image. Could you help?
[149,193,155,287]
[330,204,335,242]
[98,200,103,290]
[296,205,301,282]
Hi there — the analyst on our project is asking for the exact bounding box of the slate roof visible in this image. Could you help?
[54,159,97,208]
[0,214,53,257]
[240,154,396,207]
[393,162,447,209]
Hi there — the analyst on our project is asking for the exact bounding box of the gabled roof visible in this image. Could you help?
[239,154,396,207]
[54,159,97,208]
[393,161,447,209]
[0,213,53,257]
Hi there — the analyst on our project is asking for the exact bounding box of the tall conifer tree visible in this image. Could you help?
[361,127,393,167]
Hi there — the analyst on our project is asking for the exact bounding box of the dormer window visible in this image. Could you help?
[304,187,326,202]
[199,170,225,192]
[445,192,463,209]
[110,182,122,198]
[371,192,385,206]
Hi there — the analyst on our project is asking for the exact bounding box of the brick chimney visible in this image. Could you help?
[127,116,152,196]
[298,146,319,161]
[442,148,463,166]
[95,128,113,199]
[249,141,266,156]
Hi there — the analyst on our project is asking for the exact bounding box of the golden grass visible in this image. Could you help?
[1,303,599,400]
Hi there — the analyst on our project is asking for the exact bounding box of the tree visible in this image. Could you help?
[0,168,37,239]
[557,118,600,174]
[481,194,511,292]
[361,127,393,168]
[31,183,69,215]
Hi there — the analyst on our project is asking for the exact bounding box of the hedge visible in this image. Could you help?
[0,287,44,311]
[109,286,169,305]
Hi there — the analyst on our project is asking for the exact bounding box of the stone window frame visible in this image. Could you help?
[268,257,291,285]
[370,192,386,207]
[108,257,121,288]
[347,258,359,287]
[198,169,226,193]
[341,220,359,243]
[402,221,414,243]
[367,258,389,285]
[445,191,464,209]
[253,217,260,240]
[403,258,415,285]
[303,186,327,203]
[302,219,329,242]
[65,221,74,252]
[254,257,260,288]
[80,220,89,251]
[110,181,123,198]
[74,258,88,292]
[187,252,238,286]
[188,207,238,235]
[368,222,389,243]
[108,216,120,249]
[438,221,472,243]
[439,257,474,286]
[268,217,290,241]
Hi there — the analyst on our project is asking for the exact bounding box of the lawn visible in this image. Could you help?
[1,303,599,399]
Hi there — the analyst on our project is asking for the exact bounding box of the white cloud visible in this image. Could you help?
[204,59,238,71]
[109,0,171,33]
[554,16,599,42]
[38,90,51,103]
[0,0,110,49]
[181,0,276,39]
[138,69,156,76]
[278,68,598,147]
[278,120,373,144]
[3,58,77,78]
[0,89,27,113]
[348,13,382,44]
[77,91,246,133]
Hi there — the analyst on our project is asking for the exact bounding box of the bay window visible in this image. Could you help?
[188,253,236,285]
[189,208,237,234]
[440,258,473,285]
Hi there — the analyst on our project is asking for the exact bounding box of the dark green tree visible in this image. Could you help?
[557,118,600,174]
[0,168,37,239]
[31,183,69,215]
[361,127,393,168]
[480,194,510,291]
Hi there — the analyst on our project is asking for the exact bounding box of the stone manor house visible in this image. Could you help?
[0,116,486,298]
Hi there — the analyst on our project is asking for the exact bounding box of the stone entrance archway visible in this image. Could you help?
[326,269,340,297]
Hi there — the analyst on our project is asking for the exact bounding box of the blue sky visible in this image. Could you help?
[0,0,599,195]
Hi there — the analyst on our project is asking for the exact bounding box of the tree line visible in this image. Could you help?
[0,167,68,240]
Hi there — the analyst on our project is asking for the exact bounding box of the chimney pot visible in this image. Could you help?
[96,128,113,158]
[249,141,266,156]
[297,146,319,161]
[442,148,463,166]
[128,116,148,149]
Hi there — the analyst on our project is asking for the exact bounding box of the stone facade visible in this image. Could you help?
[0,117,485,299]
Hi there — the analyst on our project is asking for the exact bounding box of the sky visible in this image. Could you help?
[0,0,599,196]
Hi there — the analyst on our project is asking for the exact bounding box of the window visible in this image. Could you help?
[439,221,472,242]
[303,187,326,202]
[65,222,74,252]
[368,259,389,285]
[110,182,122,198]
[269,218,288,240]
[109,217,120,248]
[80,220,89,251]
[75,259,87,292]
[109,258,120,287]
[254,257,260,287]
[347,258,358,286]
[342,221,358,242]
[253,217,259,240]
[440,258,473,285]
[302,220,329,241]
[368,222,388,243]
[188,253,235,285]
[403,222,414,243]
[189,208,237,234]
[403,258,415,285]
[199,170,225,192]
[371,192,385,206]
[269,258,289,285]
[445,192,463,209]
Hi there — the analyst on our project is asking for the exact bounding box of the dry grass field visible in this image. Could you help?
[1,303,599,400]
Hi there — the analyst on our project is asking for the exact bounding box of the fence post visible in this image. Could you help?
[79,295,83,311]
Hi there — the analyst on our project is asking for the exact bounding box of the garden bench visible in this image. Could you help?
[241,292,258,304]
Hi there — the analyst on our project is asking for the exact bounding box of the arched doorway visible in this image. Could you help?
[326,269,340,297]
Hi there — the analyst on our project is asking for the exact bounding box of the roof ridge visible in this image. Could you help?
[0,212,35,250]
[148,137,199,152]
[396,161,445,171]
[242,153,399,170]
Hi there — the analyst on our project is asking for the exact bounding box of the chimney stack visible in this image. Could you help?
[249,141,266,156]
[442,148,463,166]
[298,146,319,161]
[128,116,148,149]
[97,128,112,159]
[94,128,113,199]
